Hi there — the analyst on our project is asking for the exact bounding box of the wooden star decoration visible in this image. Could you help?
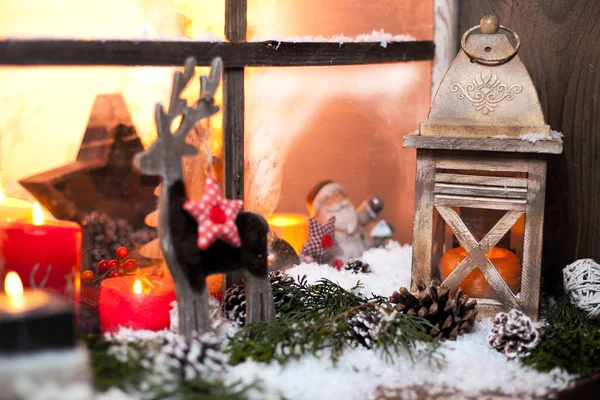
[19,95,159,229]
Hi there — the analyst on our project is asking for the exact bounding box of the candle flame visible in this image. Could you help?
[133,279,142,294]
[32,202,44,226]
[5,272,24,297]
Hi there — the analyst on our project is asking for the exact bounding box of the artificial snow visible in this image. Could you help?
[550,129,564,140]
[226,319,572,400]
[520,133,549,143]
[101,242,575,399]
[0,345,91,400]
[97,388,139,400]
[249,30,415,48]
[224,242,574,399]
[285,241,412,298]
[520,130,564,143]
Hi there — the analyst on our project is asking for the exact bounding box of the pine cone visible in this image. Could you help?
[344,259,371,274]
[222,284,246,327]
[389,280,477,340]
[154,332,228,381]
[223,272,293,326]
[487,309,539,358]
[348,310,382,349]
[83,211,157,267]
[82,212,116,265]
[269,270,294,286]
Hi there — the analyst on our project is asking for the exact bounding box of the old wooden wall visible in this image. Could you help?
[459,0,600,292]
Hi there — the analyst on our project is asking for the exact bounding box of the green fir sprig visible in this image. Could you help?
[84,334,252,399]
[521,296,600,377]
[227,277,439,365]
[85,276,441,397]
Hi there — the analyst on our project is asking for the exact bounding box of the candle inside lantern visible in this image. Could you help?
[0,186,33,224]
[268,213,309,254]
[440,247,521,299]
[99,275,176,333]
[0,203,82,302]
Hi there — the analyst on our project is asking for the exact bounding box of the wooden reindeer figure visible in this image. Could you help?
[133,57,275,337]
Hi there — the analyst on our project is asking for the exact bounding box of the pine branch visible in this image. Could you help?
[227,277,439,366]
[521,296,600,376]
[84,334,253,399]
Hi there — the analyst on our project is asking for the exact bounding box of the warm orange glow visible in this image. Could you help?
[206,274,223,301]
[269,214,308,228]
[133,279,143,295]
[268,213,310,253]
[174,0,225,40]
[0,188,33,223]
[440,247,522,299]
[32,203,44,226]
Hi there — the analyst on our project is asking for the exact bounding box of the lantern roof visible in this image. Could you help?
[421,16,550,138]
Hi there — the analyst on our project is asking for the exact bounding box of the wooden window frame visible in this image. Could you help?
[0,0,435,286]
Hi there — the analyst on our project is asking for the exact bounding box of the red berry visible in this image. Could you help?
[82,270,95,281]
[321,234,333,249]
[116,246,129,259]
[109,270,122,278]
[124,259,137,271]
[108,259,119,269]
[209,205,226,224]
[97,260,109,273]
[332,259,344,271]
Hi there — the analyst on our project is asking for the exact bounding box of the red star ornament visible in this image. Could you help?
[300,217,343,265]
[183,176,244,250]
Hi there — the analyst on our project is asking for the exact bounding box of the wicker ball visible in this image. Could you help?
[563,258,600,317]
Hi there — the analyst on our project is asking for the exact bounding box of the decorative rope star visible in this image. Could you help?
[300,217,343,265]
[183,176,244,250]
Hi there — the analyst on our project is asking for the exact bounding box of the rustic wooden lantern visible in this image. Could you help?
[403,15,563,321]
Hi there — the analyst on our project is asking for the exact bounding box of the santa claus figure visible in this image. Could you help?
[305,180,384,262]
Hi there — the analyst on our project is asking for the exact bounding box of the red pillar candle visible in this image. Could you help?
[99,275,176,333]
[0,204,82,302]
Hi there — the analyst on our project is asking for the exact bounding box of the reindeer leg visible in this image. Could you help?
[176,279,210,336]
[235,212,275,324]
[242,270,276,324]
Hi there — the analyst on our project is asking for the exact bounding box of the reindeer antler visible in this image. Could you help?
[155,57,223,140]
[134,57,223,178]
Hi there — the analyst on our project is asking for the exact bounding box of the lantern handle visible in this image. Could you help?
[460,24,521,66]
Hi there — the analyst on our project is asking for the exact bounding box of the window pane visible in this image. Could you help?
[0,0,225,40]
[248,0,433,41]
[0,65,224,327]
[245,62,431,245]
[0,65,222,202]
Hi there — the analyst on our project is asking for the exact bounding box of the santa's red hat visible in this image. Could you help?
[305,180,344,216]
